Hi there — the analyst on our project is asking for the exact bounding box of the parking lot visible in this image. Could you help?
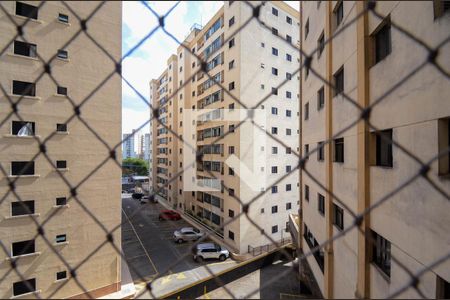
[121,194,239,297]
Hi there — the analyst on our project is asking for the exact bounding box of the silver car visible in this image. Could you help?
[193,243,230,262]
[173,227,204,243]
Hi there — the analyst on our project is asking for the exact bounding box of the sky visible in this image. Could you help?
[122,1,299,135]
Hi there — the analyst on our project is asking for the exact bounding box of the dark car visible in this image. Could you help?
[132,193,143,200]
[158,210,181,221]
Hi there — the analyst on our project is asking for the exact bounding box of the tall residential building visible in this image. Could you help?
[143,133,150,161]
[293,1,450,298]
[151,1,300,254]
[0,1,125,298]
[122,132,136,159]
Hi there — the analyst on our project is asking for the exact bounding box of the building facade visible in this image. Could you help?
[0,1,123,298]
[122,132,136,159]
[151,1,300,254]
[296,1,450,298]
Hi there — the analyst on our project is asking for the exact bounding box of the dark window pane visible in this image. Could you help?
[56,271,67,280]
[12,121,35,136]
[12,240,35,256]
[11,161,35,176]
[58,13,69,23]
[56,234,67,243]
[57,49,68,59]
[56,160,67,169]
[334,138,344,163]
[371,230,391,277]
[13,278,36,296]
[334,68,344,96]
[376,129,393,167]
[57,86,67,95]
[16,2,38,19]
[56,197,67,206]
[56,123,67,132]
[13,80,36,97]
[374,21,391,63]
[14,40,37,57]
[11,200,35,216]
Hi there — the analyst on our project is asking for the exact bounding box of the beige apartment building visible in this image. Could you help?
[0,1,124,298]
[150,1,300,254]
[294,1,450,298]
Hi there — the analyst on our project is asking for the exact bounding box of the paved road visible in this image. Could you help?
[121,194,239,298]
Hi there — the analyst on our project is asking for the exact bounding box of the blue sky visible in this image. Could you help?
[121,1,299,135]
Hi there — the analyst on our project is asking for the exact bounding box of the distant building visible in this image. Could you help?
[143,133,150,161]
[122,132,136,159]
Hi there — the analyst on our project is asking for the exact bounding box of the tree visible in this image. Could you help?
[122,158,149,176]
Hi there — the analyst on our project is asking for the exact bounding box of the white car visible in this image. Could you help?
[173,227,204,243]
[193,243,230,262]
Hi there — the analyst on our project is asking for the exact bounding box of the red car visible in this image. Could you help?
[158,210,181,221]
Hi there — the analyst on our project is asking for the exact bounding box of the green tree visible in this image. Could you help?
[122,158,149,176]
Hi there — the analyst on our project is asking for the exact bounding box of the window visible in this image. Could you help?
[58,14,69,23]
[286,184,292,191]
[12,240,35,256]
[318,31,325,58]
[229,103,235,110]
[228,230,235,240]
[56,234,67,243]
[229,146,235,154]
[56,271,67,281]
[228,167,235,176]
[272,27,278,36]
[286,91,292,98]
[436,276,450,298]
[317,86,325,110]
[272,147,278,154]
[371,230,391,277]
[286,202,292,210]
[229,38,235,48]
[11,200,35,216]
[434,0,450,18]
[305,185,309,201]
[56,160,67,169]
[261,42,265,48]
[286,165,292,173]
[286,53,292,61]
[286,110,292,117]
[305,144,309,160]
[438,118,450,175]
[375,129,393,167]
[335,1,344,28]
[305,18,309,39]
[334,67,344,96]
[286,147,292,154]
[56,197,67,206]
[229,16,235,27]
[286,72,292,80]
[12,121,35,136]
[57,49,68,59]
[13,80,35,97]
[229,124,235,133]
[304,103,309,120]
[16,2,38,19]
[261,208,265,214]
[57,86,67,95]
[271,107,278,115]
[286,16,292,24]
[286,34,292,43]
[272,67,278,76]
[334,138,344,163]
[372,17,391,65]
[272,88,278,95]
[272,47,278,56]
[11,161,34,176]
[271,186,278,193]
[229,189,235,196]
[286,128,291,135]
[272,7,278,16]
[179,66,183,72]
[229,82,235,90]
[56,123,67,133]
[317,141,324,161]
[271,166,278,174]
[14,40,37,57]
[272,225,278,233]
[333,203,344,230]
[271,127,278,134]
[229,60,235,69]
[318,193,325,215]
[13,278,36,297]
[272,206,278,213]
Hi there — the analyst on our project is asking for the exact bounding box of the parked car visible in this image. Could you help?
[158,210,181,221]
[173,227,204,243]
[139,195,149,204]
[193,243,229,262]
[132,192,143,200]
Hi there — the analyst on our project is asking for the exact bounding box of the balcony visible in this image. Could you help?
[288,213,300,248]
